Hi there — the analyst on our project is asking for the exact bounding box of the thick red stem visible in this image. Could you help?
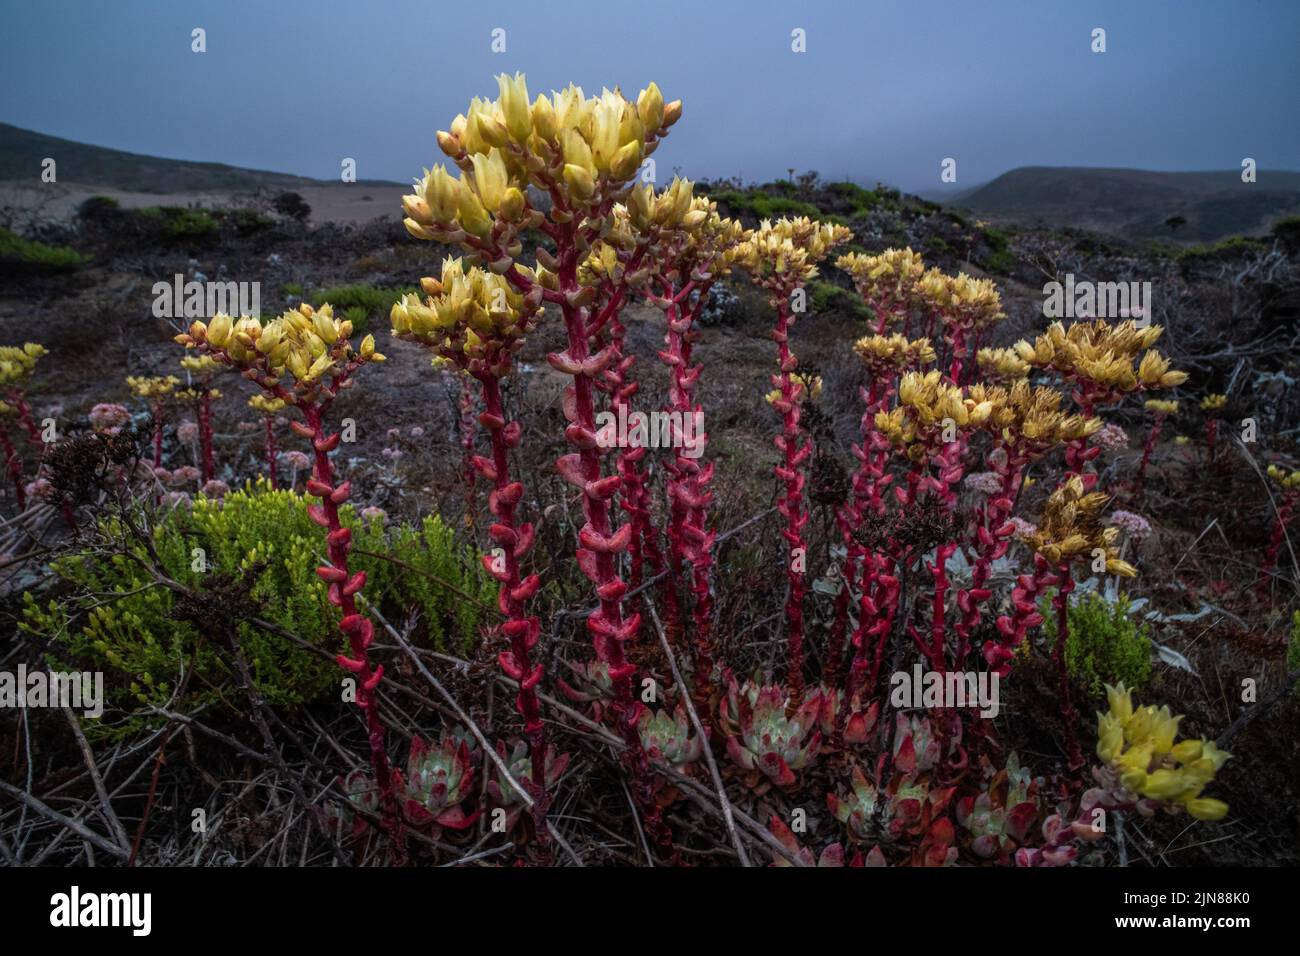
[478,373,551,835]
[772,297,810,703]
[304,402,401,845]
[264,417,278,490]
[0,425,26,509]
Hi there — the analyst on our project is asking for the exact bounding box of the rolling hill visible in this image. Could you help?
[945,166,1300,243]
[0,121,402,192]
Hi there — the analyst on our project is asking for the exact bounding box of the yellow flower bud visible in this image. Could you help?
[1185,798,1228,821]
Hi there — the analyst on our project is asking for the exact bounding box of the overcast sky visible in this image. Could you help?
[2,0,1297,193]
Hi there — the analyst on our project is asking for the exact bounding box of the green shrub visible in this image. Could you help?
[1042,591,1153,696]
[222,208,274,235]
[137,206,219,242]
[22,483,495,735]
[809,280,870,318]
[280,281,305,297]
[308,284,417,334]
[712,189,824,222]
[0,228,89,272]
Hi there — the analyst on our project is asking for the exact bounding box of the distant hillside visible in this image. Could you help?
[0,122,399,193]
[949,166,1300,243]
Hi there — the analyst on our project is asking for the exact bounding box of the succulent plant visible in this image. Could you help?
[557,659,616,720]
[767,816,863,868]
[398,731,481,835]
[720,675,821,788]
[955,753,1043,861]
[486,739,569,833]
[319,768,380,845]
[636,706,704,768]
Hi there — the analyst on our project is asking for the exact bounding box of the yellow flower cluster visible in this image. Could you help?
[874,369,993,454]
[1097,683,1230,821]
[126,375,179,400]
[1144,398,1179,415]
[390,257,539,368]
[1266,464,1300,491]
[248,394,286,415]
[1200,393,1227,412]
[179,354,224,379]
[402,73,678,248]
[835,247,927,322]
[1012,321,1187,397]
[976,346,1032,382]
[765,373,822,407]
[1026,475,1136,573]
[734,216,853,294]
[852,333,935,373]
[0,342,48,387]
[175,305,383,403]
[917,270,1005,331]
[582,180,747,292]
[967,381,1102,451]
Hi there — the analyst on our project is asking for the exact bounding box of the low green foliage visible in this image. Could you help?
[138,205,220,241]
[712,189,825,222]
[979,226,1016,274]
[809,279,870,317]
[0,228,89,272]
[1043,591,1153,696]
[23,483,496,735]
[308,284,418,334]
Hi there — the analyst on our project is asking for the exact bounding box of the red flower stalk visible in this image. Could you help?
[1011,476,1137,771]
[0,420,25,509]
[180,355,225,483]
[392,261,556,836]
[736,217,853,703]
[9,390,43,447]
[0,344,50,508]
[615,184,745,707]
[1258,467,1300,593]
[399,74,683,846]
[174,306,402,841]
[128,376,180,470]
[248,395,285,490]
[583,228,661,608]
[1134,408,1168,494]
[457,371,478,517]
[264,417,278,488]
